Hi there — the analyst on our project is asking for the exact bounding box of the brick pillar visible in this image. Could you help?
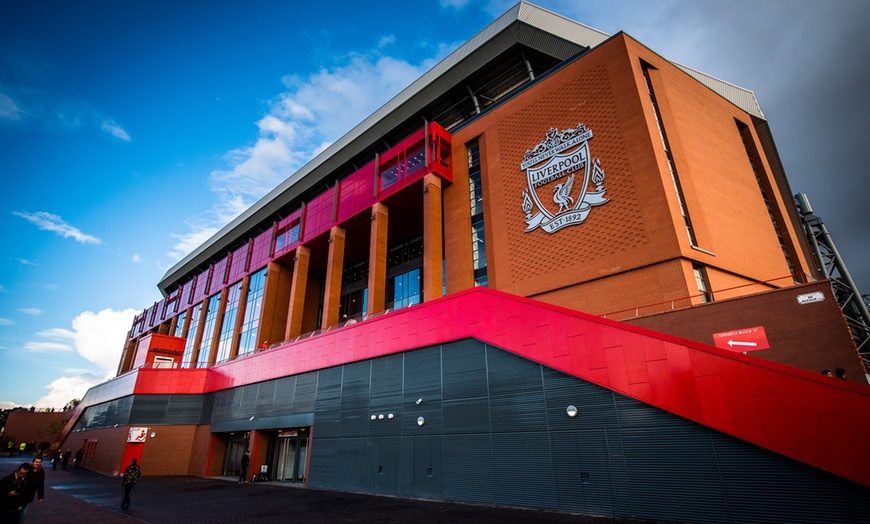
[367,202,389,316]
[422,174,444,302]
[285,246,311,339]
[321,227,346,329]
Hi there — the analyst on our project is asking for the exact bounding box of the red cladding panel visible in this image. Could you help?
[178,280,195,310]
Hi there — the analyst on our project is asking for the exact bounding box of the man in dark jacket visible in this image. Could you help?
[121,458,141,510]
[20,455,45,522]
[0,463,31,523]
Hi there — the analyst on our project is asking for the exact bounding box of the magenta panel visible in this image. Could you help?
[178,280,195,310]
[208,257,229,295]
[302,189,334,241]
[227,244,250,284]
[248,229,273,272]
[336,163,376,223]
[190,268,211,305]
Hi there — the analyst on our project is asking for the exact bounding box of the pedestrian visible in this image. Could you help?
[121,458,141,510]
[0,463,31,524]
[51,452,59,470]
[239,450,250,484]
[20,455,44,522]
[821,369,833,377]
[74,449,84,468]
[835,368,846,380]
[61,450,70,470]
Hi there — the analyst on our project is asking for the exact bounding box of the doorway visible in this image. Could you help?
[222,434,249,478]
[271,429,308,483]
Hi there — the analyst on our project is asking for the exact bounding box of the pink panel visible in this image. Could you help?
[302,189,334,241]
[336,163,376,223]
[208,257,229,295]
[226,244,250,283]
[249,229,273,272]
[190,268,211,305]
[178,280,195,310]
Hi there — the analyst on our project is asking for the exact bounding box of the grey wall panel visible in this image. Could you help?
[370,354,403,408]
[273,376,296,411]
[401,399,442,436]
[238,384,258,419]
[294,372,317,413]
[341,361,371,410]
[129,395,168,422]
[492,432,556,509]
[370,437,400,496]
[442,434,494,504]
[308,437,337,489]
[403,346,442,401]
[314,367,342,438]
[442,338,488,400]
[255,380,276,417]
[164,395,204,425]
[336,438,370,491]
[442,397,489,434]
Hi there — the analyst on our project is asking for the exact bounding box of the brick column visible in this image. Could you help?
[367,202,389,316]
[422,174,444,302]
[285,246,311,339]
[321,227,346,329]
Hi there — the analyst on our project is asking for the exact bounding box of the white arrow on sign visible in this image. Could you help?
[727,340,757,347]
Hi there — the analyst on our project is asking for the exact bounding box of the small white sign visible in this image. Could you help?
[797,291,825,305]
[127,427,148,443]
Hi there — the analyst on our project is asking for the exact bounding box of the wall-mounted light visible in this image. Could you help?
[415,398,424,405]
[249,416,256,421]
[566,405,578,418]
[370,415,377,421]
[417,417,425,427]
[150,432,157,438]
[378,414,384,420]
[387,413,394,419]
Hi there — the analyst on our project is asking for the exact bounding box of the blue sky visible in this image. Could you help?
[2,0,868,409]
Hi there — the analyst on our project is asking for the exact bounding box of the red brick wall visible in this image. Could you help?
[4,411,70,447]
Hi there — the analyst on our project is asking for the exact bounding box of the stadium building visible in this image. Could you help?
[56,3,870,523]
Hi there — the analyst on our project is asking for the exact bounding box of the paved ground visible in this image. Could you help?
[1,454,685,524]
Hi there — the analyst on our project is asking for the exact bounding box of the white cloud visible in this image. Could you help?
[0,318,14,326]
[17,308,42,316]
[23,308,137,408]
[13,211,102,244]
[101,120,131,142]
[23,341,72,352]
[32,374,103,409]
[18,258,36,266]
[378,35,396,48]
[168,50,434,260]
[132,253,142,263]
[0,92,23,121]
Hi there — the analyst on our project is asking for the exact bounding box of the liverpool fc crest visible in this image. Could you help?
[520,124,609,233]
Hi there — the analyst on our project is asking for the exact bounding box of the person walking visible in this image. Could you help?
[73,449,84,468]
[238,450,251,484]
[121,458,141,511]
[19,455,44,522]
[61,450,70,470]
[0,463,31,524]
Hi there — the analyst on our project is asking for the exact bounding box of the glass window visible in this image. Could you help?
[693,264,713,303]
[380,162,399,190]
[182,306,201,368]
[197,294,221,368]
[173,311,186,338]
[238,268,267,356]
[216,282,243,363]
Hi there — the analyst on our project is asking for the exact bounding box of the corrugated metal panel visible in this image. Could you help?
[370,354,403,408]
[307,437,337,489]
[254,379,275,416]
[273,376,296,411]
[442,339,488,400]
[442,434,494,504]
[674,62,764,118]
[238,383,258,419]
[493,432,557,509]
[370,437,399,496]
[129,395,168,423]
[293,372,317,412]
[314,367,342,438]
[335,438,370,491]
[442,397,490,434]
[164,395,204,425]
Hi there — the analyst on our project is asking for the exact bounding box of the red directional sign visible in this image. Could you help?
[712,326,769,352]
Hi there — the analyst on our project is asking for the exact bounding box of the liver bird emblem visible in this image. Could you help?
[553,173,575,212]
